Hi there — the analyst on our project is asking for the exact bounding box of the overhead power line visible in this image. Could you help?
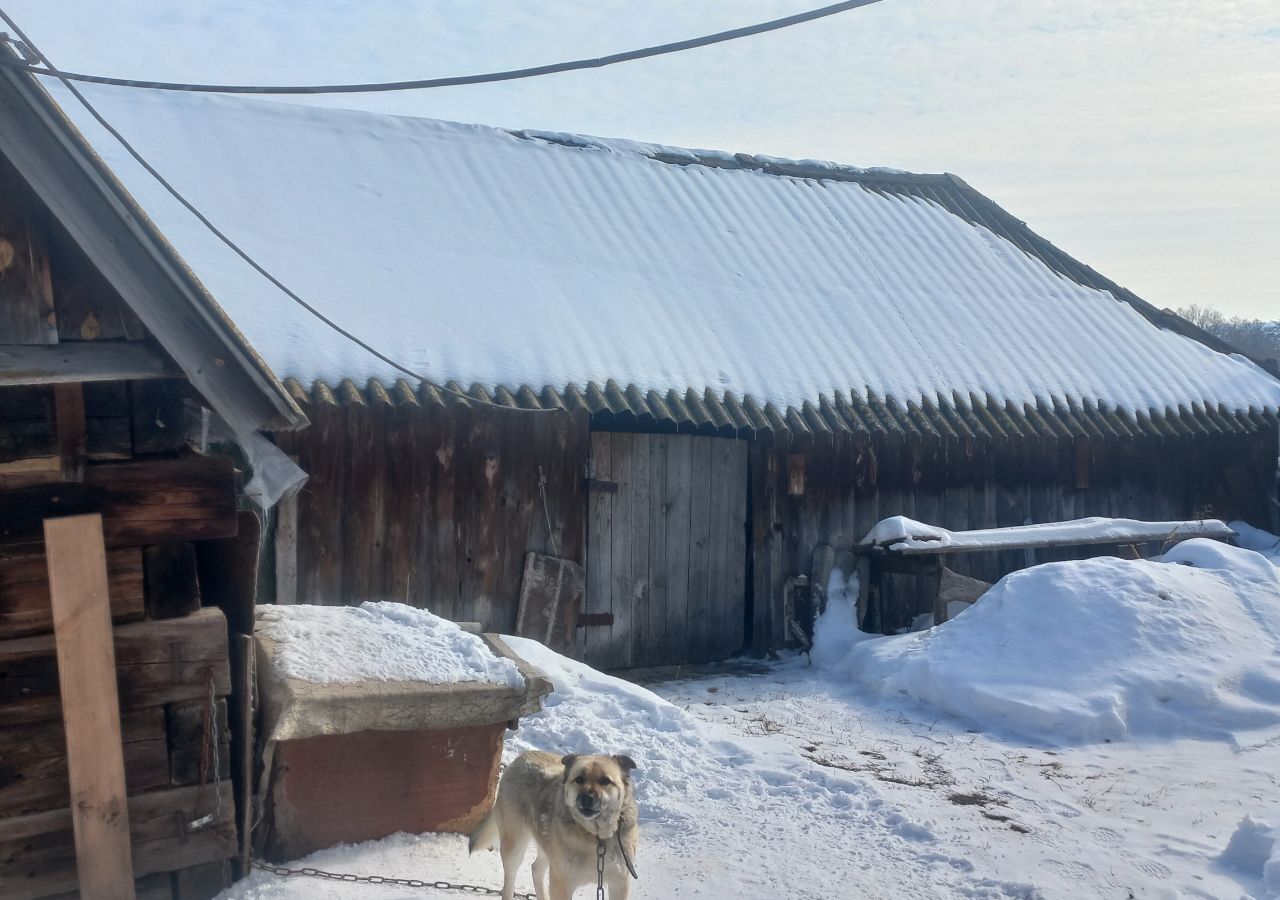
[0,0,884,94]
[0,7,558,412]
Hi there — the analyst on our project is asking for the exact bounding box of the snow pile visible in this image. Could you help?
[821,540,1280,743]
[1218,816,1280,897]
[810,565,872,668]
[859,515,1234,551]
[1233,520,1280,566]
[255,602,523,687]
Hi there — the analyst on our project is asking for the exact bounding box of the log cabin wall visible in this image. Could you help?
[1,151,242,899]
[270,391,589,631]
[753,426,1279,641]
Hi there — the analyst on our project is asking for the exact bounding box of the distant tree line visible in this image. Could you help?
[1177,305,1280,364]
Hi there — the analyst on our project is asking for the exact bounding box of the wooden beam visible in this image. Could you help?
[0,341,182,387]
[0,546,144,639]
[0,708,168,819]
[53,382,86,481]
[0,455,238,550]
[43,514,135,900]
[0,781,233,900]
[0,607,231,727]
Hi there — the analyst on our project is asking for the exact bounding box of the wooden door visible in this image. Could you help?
[584,432,748,669]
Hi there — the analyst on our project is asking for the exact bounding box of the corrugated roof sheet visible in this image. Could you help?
[285,378,1279,440]
[51,86,1280,438]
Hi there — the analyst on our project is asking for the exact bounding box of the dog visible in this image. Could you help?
[469,750,639,900]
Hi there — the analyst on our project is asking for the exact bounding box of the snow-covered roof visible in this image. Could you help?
[50,84,1280,435]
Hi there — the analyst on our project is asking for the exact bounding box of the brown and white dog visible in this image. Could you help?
[469,750,639,900]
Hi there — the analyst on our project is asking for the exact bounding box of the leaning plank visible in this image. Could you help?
[0,607,231,727]
[43,514,135,900]
[0,342,181,387]
[0,455,238,550]
[0,707,167,819]
[516,552,584,652]
[0,781,234,900]
[0,546,144,639]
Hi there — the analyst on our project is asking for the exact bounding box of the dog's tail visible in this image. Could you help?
[468,809,499,854]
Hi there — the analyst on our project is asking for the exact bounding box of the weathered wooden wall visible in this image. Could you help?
[752,427,1279,642]
[1,150,242,899]
[271,396,589,631]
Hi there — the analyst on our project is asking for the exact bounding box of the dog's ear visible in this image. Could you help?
[613,755,637,778]
[560,754,579,781]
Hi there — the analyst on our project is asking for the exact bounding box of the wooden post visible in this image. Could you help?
[274,489,299,605]
[53,383,87,482]
[43,513,136,900]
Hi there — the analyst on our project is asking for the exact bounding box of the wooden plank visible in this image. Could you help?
[298,401,347,606]
[0,781,234,900]
[429,402,462,619]
[685,437,714,662]
[584,433,612,665]
[143,543,200,620]
[0,455,238,550]
[0,342,181,387]
[627,433,652,667]
[606,433,635,668]
[53,383,86,482]
[0,417,56,463]
[0,156,58,346]
[0,547,143,639]
[43,514,136,900]
[705,438,732,659]
[725,440,749,657]
[0,454,61,490]
[0,708,167,819]
[661,435,694,666]
[766,445,785,655]
[749,443,771,657]
[274,489,298,605]
[381,403,414,610]
[642,434,668,668]
[0,607,231,727]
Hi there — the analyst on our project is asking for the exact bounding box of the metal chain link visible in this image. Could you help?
[595,838,607,900]
[251,860,539,899]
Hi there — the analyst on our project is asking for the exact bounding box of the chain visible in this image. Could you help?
[251,860,538,899]
[596,838,607,900]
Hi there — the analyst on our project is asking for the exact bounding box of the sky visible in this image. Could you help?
[5,0,1277,320]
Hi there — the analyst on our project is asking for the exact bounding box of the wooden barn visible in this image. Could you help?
[0,46,309,898]
[27,72,1280,675]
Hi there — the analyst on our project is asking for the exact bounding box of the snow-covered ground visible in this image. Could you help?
[223,536,1280,900]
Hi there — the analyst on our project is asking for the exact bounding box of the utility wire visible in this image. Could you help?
[0,7,559,412]
[0,0,883,94]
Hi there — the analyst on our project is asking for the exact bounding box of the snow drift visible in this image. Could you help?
[819,539,1280,744]
[1218,815,1280,898]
